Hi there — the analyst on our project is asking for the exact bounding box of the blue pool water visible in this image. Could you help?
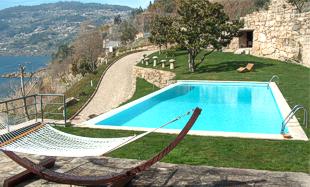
[96,82,286,135]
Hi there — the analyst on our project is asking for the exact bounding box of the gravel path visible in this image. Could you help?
[71,51,155,124]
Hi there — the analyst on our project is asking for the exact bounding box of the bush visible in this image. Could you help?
[254,0,271,10]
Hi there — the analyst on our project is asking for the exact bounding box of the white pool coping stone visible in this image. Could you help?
[83,80,308,141]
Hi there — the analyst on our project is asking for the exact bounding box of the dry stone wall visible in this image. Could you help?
[229,0,310,67]
[133,66,176,88]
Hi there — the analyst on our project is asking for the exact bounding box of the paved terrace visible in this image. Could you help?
[0,153,309,186]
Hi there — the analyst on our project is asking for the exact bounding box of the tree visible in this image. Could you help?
[175,0,243,72]
[149,15,175,53]
[120,21,138,44]
[131,7,144,17]
[114,14,122,25]
[52,44,73,61]
[288,0,309,13]
[73,28,103,74]
[148,1,153,9]
[254,0,271,10]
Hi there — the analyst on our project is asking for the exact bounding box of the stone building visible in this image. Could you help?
[228,0,310,67]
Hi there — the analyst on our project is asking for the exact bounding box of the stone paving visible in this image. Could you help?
[0,152,309,186]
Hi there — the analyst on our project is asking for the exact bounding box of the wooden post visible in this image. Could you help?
[5,102,10,132]
[63,95,67,125]
[3,157,56,187]
[19,65,30,120]
[40,95,44,123]
[34,95,38,122]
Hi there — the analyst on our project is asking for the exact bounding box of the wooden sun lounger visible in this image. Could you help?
[2,108,202,187]
[237,63,254,73]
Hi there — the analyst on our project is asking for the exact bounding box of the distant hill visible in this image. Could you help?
[0,1,132,56]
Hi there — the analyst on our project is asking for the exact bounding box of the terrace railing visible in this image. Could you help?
[0,94,66,131]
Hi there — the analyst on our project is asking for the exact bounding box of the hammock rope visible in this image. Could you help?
[0,109,195,158]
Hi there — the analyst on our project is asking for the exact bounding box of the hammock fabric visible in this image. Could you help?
[1,123,146,157]
[0,109,195,157]
[1,108,202,186]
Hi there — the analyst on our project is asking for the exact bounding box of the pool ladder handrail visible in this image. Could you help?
[281,105,308,134]
[267,75,279,89]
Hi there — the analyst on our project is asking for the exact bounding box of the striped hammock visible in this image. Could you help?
[0,110,193,158]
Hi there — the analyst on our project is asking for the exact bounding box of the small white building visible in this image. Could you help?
[103,40,121,53]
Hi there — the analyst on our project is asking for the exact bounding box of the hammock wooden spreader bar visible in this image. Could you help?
[0,123,44,147]
[3,107,202,186]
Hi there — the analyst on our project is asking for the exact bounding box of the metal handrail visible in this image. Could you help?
[281,105,308,134]
[267,75,279,88]
[0,93,67,128]
[0,95,37,104]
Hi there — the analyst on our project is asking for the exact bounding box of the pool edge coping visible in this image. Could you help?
[269,82,308,141]
[82,80,308,141]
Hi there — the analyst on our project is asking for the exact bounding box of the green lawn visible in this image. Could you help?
[57,50,310,173]
[140,50,310,137]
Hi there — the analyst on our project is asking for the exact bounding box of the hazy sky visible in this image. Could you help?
[0,0,153,10]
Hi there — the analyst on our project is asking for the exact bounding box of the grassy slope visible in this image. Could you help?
[63,51,144,119]
[64,64,106,118]
[57,51,310,173]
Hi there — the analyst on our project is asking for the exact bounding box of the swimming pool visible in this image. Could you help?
[85,81,308,140]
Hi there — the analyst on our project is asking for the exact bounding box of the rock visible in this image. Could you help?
[58,97,80,111]
[292,22,301,31]
[133,66,176,88]
[88,114,98,119]
[234,48,251,55]
[258,33,267,43]
[226,0,310,67]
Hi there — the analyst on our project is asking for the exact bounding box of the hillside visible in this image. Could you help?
[0,2,132,56]
[148,0,264,18]
[148,0,310,19]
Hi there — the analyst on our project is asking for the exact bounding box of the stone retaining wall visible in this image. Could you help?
[228,0,310,67]
[133,66,176,88]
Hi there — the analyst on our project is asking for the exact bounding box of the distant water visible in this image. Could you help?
[0,56,51,100]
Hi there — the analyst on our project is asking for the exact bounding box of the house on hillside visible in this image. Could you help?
[103,39,121,53]
[227,0,310,67]
[135,32,144,40]
[135,32,151,40]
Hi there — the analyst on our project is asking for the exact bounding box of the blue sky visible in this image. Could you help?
[0,0,153,10]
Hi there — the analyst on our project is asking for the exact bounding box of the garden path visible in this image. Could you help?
[71,51,155,124]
